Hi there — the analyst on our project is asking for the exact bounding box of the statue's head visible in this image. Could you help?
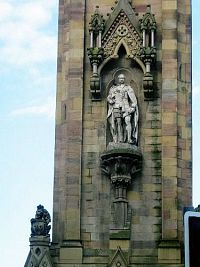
[35,204,51,224]
[35,205,44,219]
[117,73,125,84]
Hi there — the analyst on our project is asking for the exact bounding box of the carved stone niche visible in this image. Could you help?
[101,143,142,238]
[87,0,157,100]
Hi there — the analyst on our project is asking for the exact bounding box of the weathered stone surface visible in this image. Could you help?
[49,0,192,266]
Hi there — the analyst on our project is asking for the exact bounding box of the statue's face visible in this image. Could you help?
[118,74,125,84]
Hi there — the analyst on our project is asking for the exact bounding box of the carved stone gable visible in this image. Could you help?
[109,247,128,267]
[102,10,142,59]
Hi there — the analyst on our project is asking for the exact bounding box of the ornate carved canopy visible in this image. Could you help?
[87,0,157,100]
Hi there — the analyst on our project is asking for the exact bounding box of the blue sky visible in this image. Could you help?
[0,1,199,266]
[191,0,200,207]
[0,1,58,266]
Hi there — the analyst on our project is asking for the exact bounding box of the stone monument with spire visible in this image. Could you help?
[25,0,192,266]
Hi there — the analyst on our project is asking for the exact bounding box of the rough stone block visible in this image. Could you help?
[60,247,82,263]
[109,240,130,250]
[162,39,177,50]
[158,240,181,264]
[162,1,177,10]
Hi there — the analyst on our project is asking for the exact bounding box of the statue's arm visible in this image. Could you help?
[127,86,137,107]
[107,86,115,104]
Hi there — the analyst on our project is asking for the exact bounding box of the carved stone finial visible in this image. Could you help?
[146,4,151,13]
[89,7,105,33]
[139,5,157,99]
[140,5,157,31]
[88,7,105,100]
[25,205,53,267]
[30,204,51,237]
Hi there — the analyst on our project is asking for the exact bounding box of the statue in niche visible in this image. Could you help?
[107,74,139,144]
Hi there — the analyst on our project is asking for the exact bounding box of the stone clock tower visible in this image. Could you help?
[25,0,192,266]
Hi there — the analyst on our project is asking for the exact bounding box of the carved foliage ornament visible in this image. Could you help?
[102,11,142,59]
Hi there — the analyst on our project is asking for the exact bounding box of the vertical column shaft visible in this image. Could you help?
[143,29,146,47]
[146,62,151,73]
[161,0,178,240]
[90,31,93,48]
[151,29,155,47]
[98,31,102,47]
[53,0,85,244]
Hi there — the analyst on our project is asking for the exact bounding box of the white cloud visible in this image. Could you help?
[10,96,56,118]
[30,70,56,89]
[1,34,57,65]
[0,2,13,21]
[0,0,58,67]
[16,2,52,28]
